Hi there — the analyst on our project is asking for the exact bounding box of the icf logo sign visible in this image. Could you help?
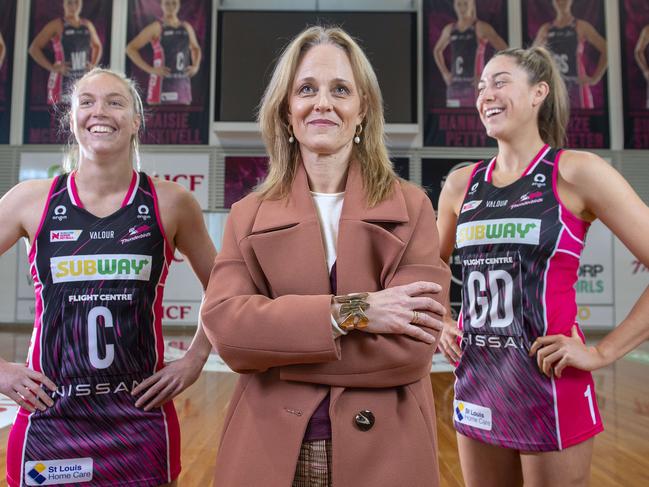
[140,153,210,209]
[159,174,205,192]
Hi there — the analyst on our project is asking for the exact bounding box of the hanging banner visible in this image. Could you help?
[126,0,211,145]
[0,0,16,144]
[523,0,609,149]
[423,0,508,147]
[621,0,649,149]
[24,0,112,144]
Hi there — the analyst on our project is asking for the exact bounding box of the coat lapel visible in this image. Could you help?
[336,162,409,294]
[247,160,410,297]
[248,163,331,296]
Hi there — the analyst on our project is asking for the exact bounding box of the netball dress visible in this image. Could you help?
[453,145,603,451]
[147,22,192,105]
[47,19,91,105]
[546,20,594,109]
[447,22,485,108]
[7,171,180,486]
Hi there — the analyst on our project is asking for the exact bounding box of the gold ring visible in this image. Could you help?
[412,311,419,324]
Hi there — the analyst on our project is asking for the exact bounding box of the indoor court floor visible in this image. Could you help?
[1,326,648,486]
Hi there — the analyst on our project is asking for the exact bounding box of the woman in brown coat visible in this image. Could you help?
[201,26,451,487]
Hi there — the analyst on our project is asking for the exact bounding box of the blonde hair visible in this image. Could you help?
[257,25,396,207]
[62,67,145,172]
[494,47,569,147]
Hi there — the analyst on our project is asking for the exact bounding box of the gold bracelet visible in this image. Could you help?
[334,293,370,331]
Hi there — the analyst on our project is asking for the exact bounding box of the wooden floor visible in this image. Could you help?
[1,328,649,486]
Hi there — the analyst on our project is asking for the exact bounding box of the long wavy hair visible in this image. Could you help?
[257,26,397,207]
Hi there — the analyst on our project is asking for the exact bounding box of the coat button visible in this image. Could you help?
[354,410,375,431]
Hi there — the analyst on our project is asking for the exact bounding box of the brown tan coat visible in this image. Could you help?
[201,162,451,486]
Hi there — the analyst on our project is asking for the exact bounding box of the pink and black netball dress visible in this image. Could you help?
[47,19,92,105]
[453,145,603,451]
[146,21,192,105]
[546,20,594,109]
[447,22,485,108]
[7,171,180,486]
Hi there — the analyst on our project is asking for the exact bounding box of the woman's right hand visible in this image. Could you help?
[0,359,56,412]
[360,281,446,344]
[438,317,463,365]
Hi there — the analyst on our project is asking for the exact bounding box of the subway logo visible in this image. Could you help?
[50,254,152,283]
[456,218,541,248]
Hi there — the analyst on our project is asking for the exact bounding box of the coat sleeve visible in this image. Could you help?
[200,202,341,374]
[279,192,451,388]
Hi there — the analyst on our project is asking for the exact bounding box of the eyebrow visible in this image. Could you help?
[294,76,352,85]
[478,71,511,83]
[78,92,129,98]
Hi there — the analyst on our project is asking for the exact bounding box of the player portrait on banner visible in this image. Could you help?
[424,0,508,147]
[620,0,649,149]
[523,0,610,148]
[28,0,102,105]
[0,1,17,144]
[433,0,507,109]
[126,0,211,144]
[24,0,112,144]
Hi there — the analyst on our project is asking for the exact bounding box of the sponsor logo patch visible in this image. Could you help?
[510,191,544,209]
[456,218,541,248]
[89,230,114,240]
[461,200,482,213]
[50,230,82,242]
[485,199,508,208]
[532,173,547,188]
[120,225,152,244]
[137,205,151,221]
[52,205,67,221]
[25,458,93,485]
[453,400,492,431]
[50,254,152,283]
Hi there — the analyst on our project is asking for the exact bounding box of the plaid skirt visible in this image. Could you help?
[292,440,333,487]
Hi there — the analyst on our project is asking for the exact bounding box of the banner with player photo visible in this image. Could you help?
[23,0,112,144]
[0,0,16,144]
[423,0,508,147]
[522,0,609,149]
[421,157,482,319]
[126,0,211,145]
[620,0,649,149]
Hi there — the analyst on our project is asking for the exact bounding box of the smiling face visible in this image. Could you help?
[476,55,547,142]
[287,43,364,159]
[71,73,141,161]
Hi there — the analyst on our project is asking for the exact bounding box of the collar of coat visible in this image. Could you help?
[251,159,409,234]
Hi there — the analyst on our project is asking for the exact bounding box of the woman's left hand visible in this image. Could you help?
[132,354,205,411]
[529,325,606,378]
